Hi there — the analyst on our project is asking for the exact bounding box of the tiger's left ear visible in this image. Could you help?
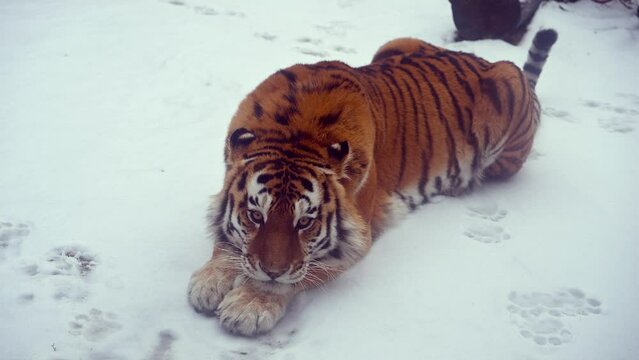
[327,141,351,178]
[225,127,256,164]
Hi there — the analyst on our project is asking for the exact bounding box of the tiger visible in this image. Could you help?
[188,29,558,336]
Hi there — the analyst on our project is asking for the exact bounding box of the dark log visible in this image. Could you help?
[450,0,544,43]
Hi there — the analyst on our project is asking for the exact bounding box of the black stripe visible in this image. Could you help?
[295,143,322,158]
[523,63,541,77]
[237,172,248,191]
[300,177,314,192]
[377,74,402,144]
[435,176,442,193]
[274,113,289,125]
[283,91,297,106]
[440,52,478,100]
[279,69,297,83]
[357,69,389,131]
[458,57,483,79]
[215,227,230,244]
[396,67,424,143]
[372,48,404,62]
[417,150,430,203]
[226,194,236,236]
[481,78,502,114]
[399,76,418,171]
[510,99,532,141]
[406,61,461,183]
[334,196,350,243]
[503,79,515,121]
[215,191,229,225]
[528,50,547,63]
[398,62,434,159]
[422,60,467,135]
[322,181,330,203]
[460,106,480,175]
[381,68,408,184]
[328,247,342,259]
[257,174,274,184]
[318,110,342,127]
[253,101,263,119]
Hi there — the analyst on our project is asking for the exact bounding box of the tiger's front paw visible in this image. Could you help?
[217,284,291,336]
[188,261,237,315]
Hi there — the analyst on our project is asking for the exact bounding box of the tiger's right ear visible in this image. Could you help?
[225,128,256,163]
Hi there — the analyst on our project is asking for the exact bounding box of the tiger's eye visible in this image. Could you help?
[248,210,263,225]
[297,216,314,230]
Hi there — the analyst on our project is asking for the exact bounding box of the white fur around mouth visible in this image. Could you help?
[250,279,295,294]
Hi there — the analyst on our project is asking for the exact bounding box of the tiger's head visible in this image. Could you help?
[209,63,375,292]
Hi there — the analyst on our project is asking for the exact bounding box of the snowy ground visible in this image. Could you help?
[1,0,638,359]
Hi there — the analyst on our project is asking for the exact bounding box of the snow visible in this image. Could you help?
[1,0,638,359]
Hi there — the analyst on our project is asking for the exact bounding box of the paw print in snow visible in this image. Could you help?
[69,308,122,342]
[221,328,299,360]
[0,221,30,260]
[314,21,352,37]
[45,246,97,276]
[598,117,635,133]
[254,32,277,41]
[22,246,96,302]
[467,201,507,221]
[464,224,510,244]
[542,107,572,122]
[507,289,602,347]
[583,98,638,133]
[464,201,510,244]
[147,330,178,360]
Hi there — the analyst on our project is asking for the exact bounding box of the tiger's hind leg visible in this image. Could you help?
[475,62,541,181]
[483,101,540,180]
[483,137,534,180]
[372,38,443,63]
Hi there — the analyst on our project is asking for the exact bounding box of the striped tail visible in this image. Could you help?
[523,29,558,89]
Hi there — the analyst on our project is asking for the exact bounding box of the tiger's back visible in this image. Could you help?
[226,30,557,237]
[359,37,544,231]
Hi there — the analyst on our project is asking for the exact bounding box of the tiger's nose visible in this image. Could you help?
[264,268,286,280]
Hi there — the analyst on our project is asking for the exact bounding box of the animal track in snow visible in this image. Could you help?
[598,117,636,133]
[467,201,507,221]
[464,201,510,244]
[193,6,246,18]
[333,45,356,54]
[507,289,602,347]
[294,47,329,58]
[314,21,352,37]
[464,224,510,243]
[583,97,638,133]
[147,330,178,360]
[220,328,298,360]
[297,37,323,45]
[542,107,573,122]
[31,246,97,277]
[22,246,97,302]
[160,1,245,18]
[294,21,357,58]
[0,221,30,260]
[254,32,277,41]
[69,308,122,342]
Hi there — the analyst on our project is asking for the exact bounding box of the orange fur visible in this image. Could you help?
[188,33,554,336]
